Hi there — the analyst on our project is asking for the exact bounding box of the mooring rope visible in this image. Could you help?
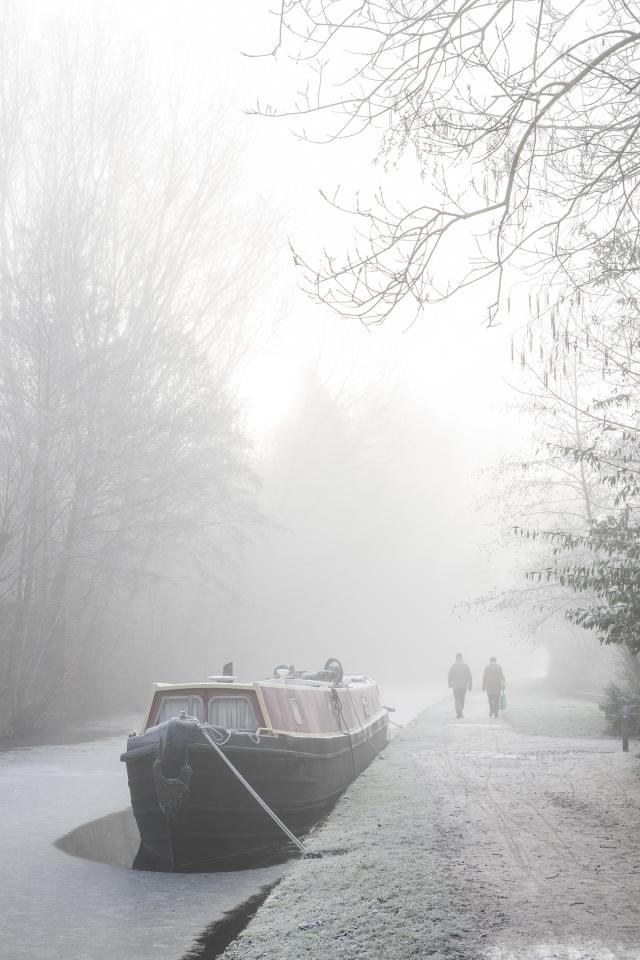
[331,687,356,777]
[196,722,306,854]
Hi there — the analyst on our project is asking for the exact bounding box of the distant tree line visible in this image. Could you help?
[0,12,266,740]
[223,367,469,681]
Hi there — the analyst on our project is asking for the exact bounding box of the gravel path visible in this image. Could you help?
[220,681,640,960]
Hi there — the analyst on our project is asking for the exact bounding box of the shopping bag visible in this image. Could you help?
[499,691,507,710]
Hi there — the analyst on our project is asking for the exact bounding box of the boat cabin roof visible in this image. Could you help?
[143,673,382,736]
[152,673,372,691]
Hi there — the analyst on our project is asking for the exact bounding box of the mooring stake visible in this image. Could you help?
[622,700,630,753]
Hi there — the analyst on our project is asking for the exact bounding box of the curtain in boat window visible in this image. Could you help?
[156,696,204,724]
[208,696,258,730]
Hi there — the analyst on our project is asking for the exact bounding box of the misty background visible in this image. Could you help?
[0,0,602,742]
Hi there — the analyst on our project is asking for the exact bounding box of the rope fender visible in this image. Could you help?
[152,758,193,817]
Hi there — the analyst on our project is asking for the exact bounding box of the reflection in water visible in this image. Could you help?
[55,808,139,869]
[55,807,301,874]
[56,811,286,957]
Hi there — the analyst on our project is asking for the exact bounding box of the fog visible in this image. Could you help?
[0,1,550,742]
[1,7,636,960]
[220,320,532,684]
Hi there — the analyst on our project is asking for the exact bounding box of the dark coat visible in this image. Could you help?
[482,662,506,695]
[448,661,472,690]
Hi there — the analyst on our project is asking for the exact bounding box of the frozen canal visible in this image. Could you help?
[0,684,443,960]
[0,728,292,960]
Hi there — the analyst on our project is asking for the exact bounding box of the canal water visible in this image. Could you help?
[0,684,443,960]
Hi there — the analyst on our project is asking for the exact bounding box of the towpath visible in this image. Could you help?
[220,681,640,960]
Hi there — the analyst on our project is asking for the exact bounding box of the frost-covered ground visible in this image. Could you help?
[221,681,640,960]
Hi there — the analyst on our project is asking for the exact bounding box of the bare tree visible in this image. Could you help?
[0,12,267,737]
[265,0,640,325]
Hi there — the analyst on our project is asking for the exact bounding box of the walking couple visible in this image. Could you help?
[447,653,506,719]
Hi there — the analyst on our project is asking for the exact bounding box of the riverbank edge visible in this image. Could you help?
[0,711,144,751]
[216,680,626,960]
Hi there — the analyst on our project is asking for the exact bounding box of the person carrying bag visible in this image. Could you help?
[482,657,506,718]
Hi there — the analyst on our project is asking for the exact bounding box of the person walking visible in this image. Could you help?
[482,657,506,718]
[448,653,472,718]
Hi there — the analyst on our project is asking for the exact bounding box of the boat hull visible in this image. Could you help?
[121,714,388,871]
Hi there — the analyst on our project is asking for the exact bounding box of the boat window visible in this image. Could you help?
[289,697,304,725]
[361,696,370,718]
[208,696,258,731]
[156,695,204,724]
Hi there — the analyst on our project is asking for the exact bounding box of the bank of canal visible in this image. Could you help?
[220,682,640,960]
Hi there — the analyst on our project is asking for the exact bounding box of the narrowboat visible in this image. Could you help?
[120,659,389,871]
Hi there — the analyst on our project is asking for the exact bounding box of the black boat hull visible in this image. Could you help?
[121,715,388,871]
